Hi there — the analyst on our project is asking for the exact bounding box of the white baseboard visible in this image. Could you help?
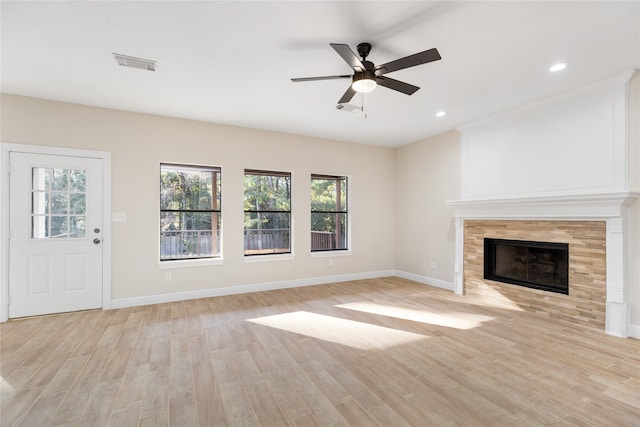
[110,270,396,309]
[629,323,640,339]
[395,270,455,291]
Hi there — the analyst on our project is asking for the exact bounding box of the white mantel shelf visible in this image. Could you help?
[446,191,639,338]
[446,191,639,220]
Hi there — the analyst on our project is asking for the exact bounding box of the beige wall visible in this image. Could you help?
[1,94,396,301]
[394,130,460,285]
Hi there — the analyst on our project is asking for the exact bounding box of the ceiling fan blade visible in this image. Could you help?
[330,43,365,71]
[291,75,351,82]
[375,76,420,95]
[338,85,357,104]
[376,48,441,75]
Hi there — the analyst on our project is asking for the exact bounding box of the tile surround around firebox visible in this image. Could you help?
[464,220,606,330]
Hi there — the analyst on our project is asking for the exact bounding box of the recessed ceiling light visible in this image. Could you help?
[435,111,447,118]
[549,62,568,72]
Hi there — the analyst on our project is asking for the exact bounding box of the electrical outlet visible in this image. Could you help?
[328,259,334,267]
[164,273,172,282]
[430,261,437,270]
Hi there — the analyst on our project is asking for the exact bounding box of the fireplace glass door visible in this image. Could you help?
[484,238,569,294]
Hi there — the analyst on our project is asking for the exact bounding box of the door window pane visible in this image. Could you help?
[70,194,86,214]
[51,193,69,214]
[52,169,69,191]
[69,169,87,192]
[31,167,87,239]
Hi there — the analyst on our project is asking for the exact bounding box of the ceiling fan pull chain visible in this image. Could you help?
[363,92,368,119]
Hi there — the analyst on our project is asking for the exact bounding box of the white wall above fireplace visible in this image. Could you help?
[458,71,635,200]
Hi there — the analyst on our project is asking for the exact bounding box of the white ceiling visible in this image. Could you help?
[2,1,639,147]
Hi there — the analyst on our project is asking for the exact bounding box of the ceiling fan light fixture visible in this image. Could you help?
[352,79,377,93]
[352,72,377,93]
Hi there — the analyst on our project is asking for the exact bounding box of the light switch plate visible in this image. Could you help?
[112,212,127,222]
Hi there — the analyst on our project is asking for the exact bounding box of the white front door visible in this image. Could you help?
[9,152,103,318]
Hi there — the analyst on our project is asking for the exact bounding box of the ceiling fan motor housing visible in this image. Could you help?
[357,42,372,60]
[353,70,377,84]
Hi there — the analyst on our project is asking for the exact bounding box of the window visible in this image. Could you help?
[244,170,291,256]
[160,164,221,261]
[31,167,87,239]
[311,174,348,251]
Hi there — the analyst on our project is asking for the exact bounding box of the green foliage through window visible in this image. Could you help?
[160,164,221,260]
[244,170,291,255]
[311,175,347,251]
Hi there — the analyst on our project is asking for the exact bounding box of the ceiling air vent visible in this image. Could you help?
[113,53,156,71]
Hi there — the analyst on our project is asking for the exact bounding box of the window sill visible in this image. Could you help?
[244,253,295,263]
[311,250,352,258]
[159,257,223,269]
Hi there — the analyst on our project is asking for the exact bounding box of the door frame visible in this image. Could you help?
[1,143,112,322]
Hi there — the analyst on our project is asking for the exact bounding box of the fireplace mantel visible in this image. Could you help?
[446,191,639,338]
[447,191,639,220]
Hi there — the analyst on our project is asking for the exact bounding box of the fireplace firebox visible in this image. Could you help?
[484,238,569,294]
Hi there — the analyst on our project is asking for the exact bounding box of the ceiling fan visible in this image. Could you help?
[291,42,441,105]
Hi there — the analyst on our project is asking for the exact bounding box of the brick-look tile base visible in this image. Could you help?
[464,220,606,330]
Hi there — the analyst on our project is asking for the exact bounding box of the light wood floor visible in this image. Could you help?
[1,277,639,426]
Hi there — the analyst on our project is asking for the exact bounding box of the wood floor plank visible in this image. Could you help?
[245,381,289,426]
[218,380,260,427]
[168,352,198,426]
[42,355,89,395]
[287,413,321,427]
[0,386,45,426]
[196,396,227,426]
[140,368,170,418]
[78,379,121,426]
[366,402,412,427]
[300,359,351,406]
[192,358,219,402]
[25,352,73,389]
[113,363,148,411]
[107,402,141,427]
[262,371,312,421]
[334,398,379,427]
[1,277,639,426]
[49,374,100,426]
[139,411,169,427]
[17,390,66,427]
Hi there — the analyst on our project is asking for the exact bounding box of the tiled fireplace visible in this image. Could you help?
[448,192,637,337]
[464,220,606,329]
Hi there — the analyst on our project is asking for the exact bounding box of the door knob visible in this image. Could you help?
[93,238,101,244]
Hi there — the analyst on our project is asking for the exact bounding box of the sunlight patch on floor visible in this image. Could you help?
[247,311,427,350]
[469,282,526,311]
[336,302,495,330]
[0,376,14,394]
